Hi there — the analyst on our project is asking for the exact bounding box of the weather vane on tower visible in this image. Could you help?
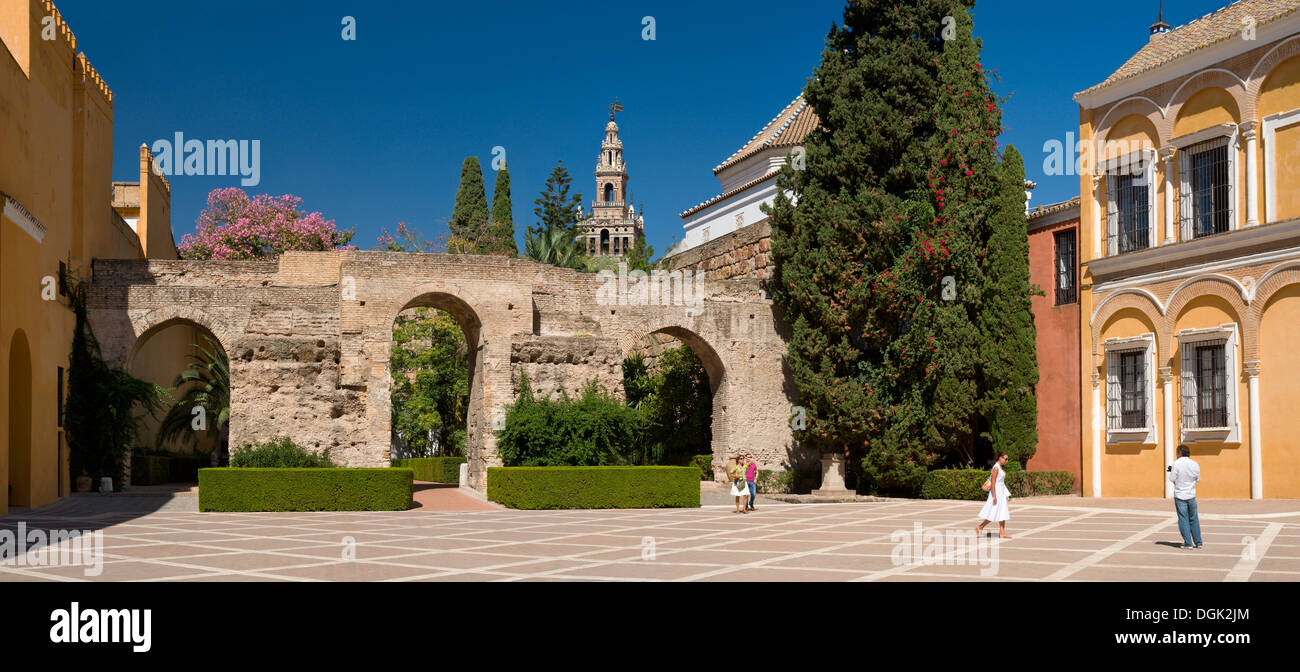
[609,99,624,121]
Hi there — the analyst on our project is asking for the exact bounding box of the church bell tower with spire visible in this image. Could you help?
[576,101,645,257]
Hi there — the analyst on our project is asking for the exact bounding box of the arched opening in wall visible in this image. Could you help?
[129,319,227,479]
[600,229,611,255]
[390,294,481,487]
[604,183,614,203]
[8,330,32,507]
[622,327,725,476]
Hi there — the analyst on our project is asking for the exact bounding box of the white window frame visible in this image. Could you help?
[1174,124,1238,240]
[1177,323,1241,444]
[1104,333,1158,445]
[1101,148,1158,256]
[1263,108,1300,224]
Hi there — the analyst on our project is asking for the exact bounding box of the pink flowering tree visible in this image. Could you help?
[178,188,355,260]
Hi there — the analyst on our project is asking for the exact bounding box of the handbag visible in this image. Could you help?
[982,477,992,492]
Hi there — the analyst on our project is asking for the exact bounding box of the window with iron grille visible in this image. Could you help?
[1054,229,1077,305]
[1194,344,1228,428]
[1107,161,1150,255]
[1118,351,1146,429]
[1178,326,1239,442]
[1179,137,1234,240]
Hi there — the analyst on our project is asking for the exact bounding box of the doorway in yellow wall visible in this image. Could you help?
[8,329,32,507]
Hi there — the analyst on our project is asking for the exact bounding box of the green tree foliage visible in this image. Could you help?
[621,346,712,464]
[497,375,644,467]
[980,145,1040,466]
[391,308,469,457]
[490,161,518,256]
[624,236,656,273]
[61,267,164,485]
[155,335,230,456]
[768,2,1036,494]
[450,157,489,240]
[524,161,584,269]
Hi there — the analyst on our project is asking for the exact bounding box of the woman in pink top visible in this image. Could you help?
[744,454,758,511]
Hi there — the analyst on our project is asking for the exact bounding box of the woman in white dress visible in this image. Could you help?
[728,456,750,514]
[975,452,1012,539]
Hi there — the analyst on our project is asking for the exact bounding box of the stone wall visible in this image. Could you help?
[87,250,803,489]
[665,219,773,281]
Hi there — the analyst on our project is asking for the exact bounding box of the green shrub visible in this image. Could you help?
[756,469,794,494]
[920,469,1076,500]
[391,457,466,483]
[168,456,205,482]
[229,437,335,468]
[486,467,699,510]
[198,468,412,511]
[497,377,645,466]
[687,455,713,481]
[130,455,170,486]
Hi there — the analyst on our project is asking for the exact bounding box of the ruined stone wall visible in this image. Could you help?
[665,219,773,281]
[87,250,803,490]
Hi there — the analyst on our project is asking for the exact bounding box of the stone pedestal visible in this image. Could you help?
[812,452,853,496]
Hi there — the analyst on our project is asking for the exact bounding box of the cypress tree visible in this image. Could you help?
[450,157,489,240]
[490,162,518,256]
[766,0,953,493]
[980,145,1040,466]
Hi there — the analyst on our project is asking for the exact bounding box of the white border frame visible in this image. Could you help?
[1264,107,1300,224]
[1176,323,1242,444]
[1104,333,1158,445]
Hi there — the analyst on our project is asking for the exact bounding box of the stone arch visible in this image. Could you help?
[1095,98,1167,149]
[384,288,487,477]
[1164,276,1255,360]
[1246,34,1300,100]
[1166,71,1249,130]
[1091,289,1167,366]
[128,306,234,371]
[620,323,732,478]
[127,313,228,458]
[1249,261,1300,325]
[7,329,32,507]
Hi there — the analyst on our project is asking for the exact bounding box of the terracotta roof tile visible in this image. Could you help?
[1079,0,1300,97]
[713,96,821,175]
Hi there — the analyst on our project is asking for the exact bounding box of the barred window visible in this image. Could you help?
[1179,137,1234,241]
[1194,344,1228,428]
[1178,326,1239,442]
[1054,229,1077,305]
[1118,351,1147,429]
[1107,159,1150,255]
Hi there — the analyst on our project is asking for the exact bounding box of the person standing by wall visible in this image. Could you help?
[728,456,749,514]
[744,454,758,511]
[975,452,1012,539]
[1169,445,1203,550]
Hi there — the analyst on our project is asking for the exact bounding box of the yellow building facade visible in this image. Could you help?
[1,0,184,516]
[1077,1,1300,498]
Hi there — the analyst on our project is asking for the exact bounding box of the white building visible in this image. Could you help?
[674,96,818,255]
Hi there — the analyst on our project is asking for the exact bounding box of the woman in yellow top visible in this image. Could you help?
[728,456,749,514]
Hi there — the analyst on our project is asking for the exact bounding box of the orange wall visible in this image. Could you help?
[1026,217,1081,487]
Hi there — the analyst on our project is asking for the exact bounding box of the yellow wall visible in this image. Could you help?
[1173,88,1239,136]
[1098,310,1163,497]
[1171,298,1250,499]
[1260,284,1300,498]
[1259,55,1300,224]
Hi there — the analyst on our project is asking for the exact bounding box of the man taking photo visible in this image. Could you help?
[1169,445,1203,550]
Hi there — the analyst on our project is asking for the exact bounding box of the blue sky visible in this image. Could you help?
[54,0,1236,256]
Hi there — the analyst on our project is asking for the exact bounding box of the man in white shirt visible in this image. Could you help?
[1168,445,1203,550]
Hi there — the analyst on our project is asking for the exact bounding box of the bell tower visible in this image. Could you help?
[576,100,645,257]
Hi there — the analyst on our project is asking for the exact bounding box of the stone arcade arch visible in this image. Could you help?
[85,252,795,491]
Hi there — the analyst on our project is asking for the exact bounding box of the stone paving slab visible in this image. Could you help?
[2,498,1299,582]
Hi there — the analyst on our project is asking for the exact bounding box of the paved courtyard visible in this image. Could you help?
[1,497,1298,582]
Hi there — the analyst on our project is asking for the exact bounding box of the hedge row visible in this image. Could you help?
[198,468,413,512]
[486,467,700,510]
[391,457,466,483]
[130,455,206,485]
[920,469,1076,500]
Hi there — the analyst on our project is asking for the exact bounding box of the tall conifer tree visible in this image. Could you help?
[980,145,1040,466]
[490,162,517,255]
[450,157,489,239]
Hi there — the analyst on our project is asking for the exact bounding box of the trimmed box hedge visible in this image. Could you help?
[486,466,700,510]
[130,456,170,486]
[391,457,466,483]
[198,468,413,512]
[920,469,1076,500]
